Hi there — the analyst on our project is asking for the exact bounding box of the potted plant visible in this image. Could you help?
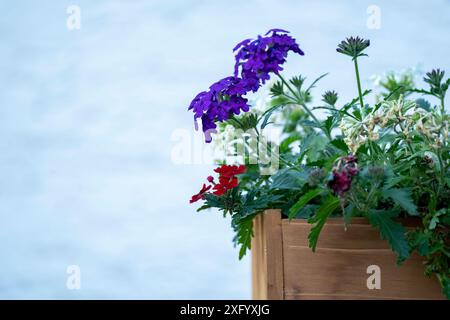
[188,29,449,299]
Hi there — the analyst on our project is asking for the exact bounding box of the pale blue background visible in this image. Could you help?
[0,0,449,299]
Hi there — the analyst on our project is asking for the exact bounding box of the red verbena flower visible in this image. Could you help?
[189,183,212,203]
[214,164,246,178]
[212,164,245,195]
[189,164,246,203]
[212,183,227,196]
[213,176,238,196]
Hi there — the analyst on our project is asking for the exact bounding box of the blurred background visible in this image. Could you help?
[0,0,449,299]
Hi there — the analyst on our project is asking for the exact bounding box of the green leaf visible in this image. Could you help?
[270,95,292,106]
[270,81,284,96]
[231,215,254,260]
[415,98,431,112]
[382,175,406,191]
[238,189,283,218]
[367,209,410,261]
[270,168,308,190]
[308,196,340,251]
[343,204,355,227]
[280,133,302,153]
[330,138,349,153]
[429,209,445,230]
[298,119,320,128]
[305,73,329,93]
[288,189,324,220]
[203,193,226,208]
[409,231,432,256]
[196,204,211,212]
[298,133,328,162]
[382,188,418,216]
[352,108,362,120]
[442,277,450,299]
[293,204,319,219]
[323,116,335,136]
[260,104,286,129]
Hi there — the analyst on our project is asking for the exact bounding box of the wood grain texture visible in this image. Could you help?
[251,210,284,299]
[252,209,444,300]
[251,213,266,299]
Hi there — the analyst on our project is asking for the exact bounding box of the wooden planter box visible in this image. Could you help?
[251,209,444,300]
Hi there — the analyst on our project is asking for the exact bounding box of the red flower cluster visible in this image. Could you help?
[189,164,246,203]
[189,184,211,204]
[212,164,246,196]
[329,155,359,196]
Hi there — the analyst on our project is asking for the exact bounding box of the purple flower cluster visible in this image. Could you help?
[188,77,255,142]
[188,29,303,142]
[234,29,304,85]
[329,155,359,196]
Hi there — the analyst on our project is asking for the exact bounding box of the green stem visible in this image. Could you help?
[276,73,331,140]
[276,74,320,123]
[254,125,260,136]
[440,96,445,117]
[368,141,377,160]
[353,58,365,117]
[437,151,445,191]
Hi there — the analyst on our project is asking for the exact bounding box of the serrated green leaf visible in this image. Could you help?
[383,188,418,216]
[237,188,283,218]
[324,116,334,133]
[415,98,431,112]
[352,108,362,120]
[308,196,340,251]
[196,204,211,212]
[294,204,319,219]
[270,81,284,97]
[330,138,349,153]
[410,231,432,256]
[232,216,254,260]
[288,189,324,220]
[368,209,410,261]
[270,168,308,190]
[203,193,225,208]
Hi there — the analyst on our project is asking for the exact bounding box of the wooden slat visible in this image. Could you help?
[251,210,284,299]
[251,213,266,299]
[281,217,443,300]
[282,220,390,249]
[252,209,443,299]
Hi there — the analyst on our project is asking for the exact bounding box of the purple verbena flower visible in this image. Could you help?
[329,170,352,195]
[329,155,359,196]
[188,29,303,143]
[233,29,304,86]
[188,76,254,142]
